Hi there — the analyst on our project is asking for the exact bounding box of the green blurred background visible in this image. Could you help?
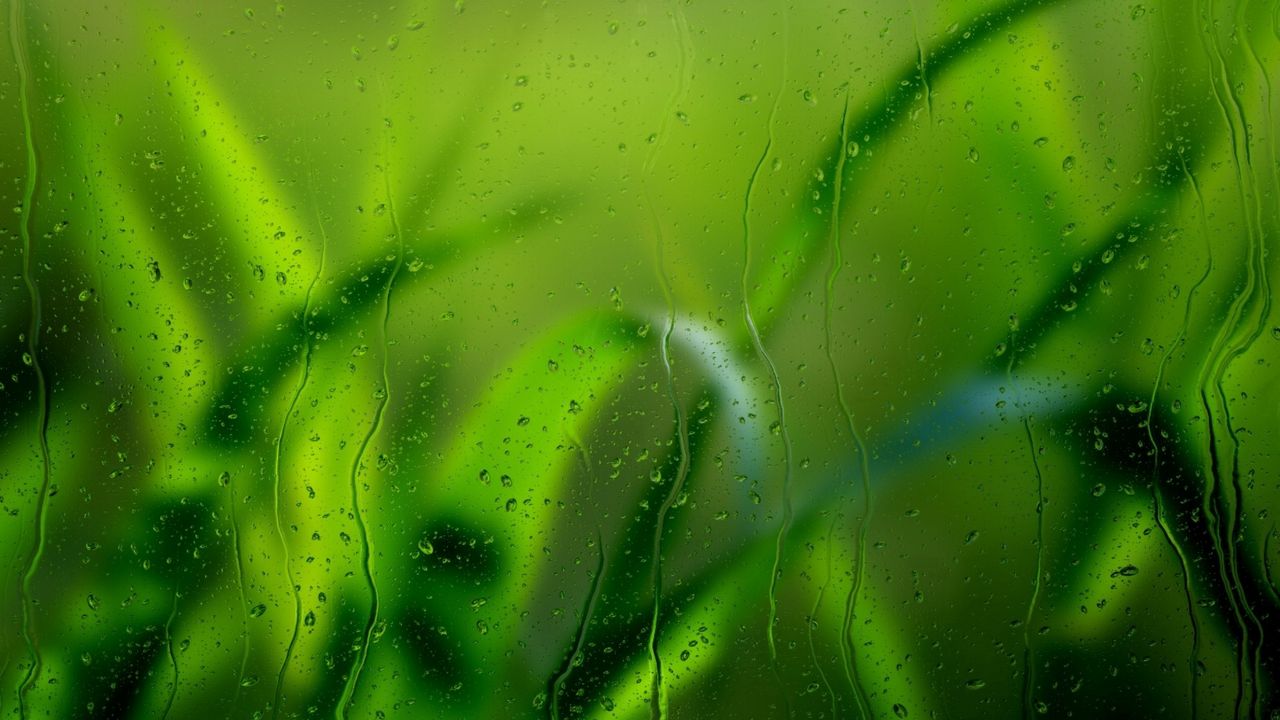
[2,0,1278,718]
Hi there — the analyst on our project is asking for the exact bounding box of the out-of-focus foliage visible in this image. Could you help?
[1,0,1278,718]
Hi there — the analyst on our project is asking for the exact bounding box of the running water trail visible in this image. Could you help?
[1142,15,1204,716]
[550,430,608,720]
[738,0,793,702]
[640,3,693,716]
[1193,1,1270,713]
[823,90,874,720]
[1139,152,1217,719]
[228,474,253,714]
[907,0,932,125]
[161,587,181,719]
[335,143,404,720]
[806,517,839,718]
[8,2,53,716]
[1216,4,1273,715]
[272,152,332,720]
[1005,325,1046,720]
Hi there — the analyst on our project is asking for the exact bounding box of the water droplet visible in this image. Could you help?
[893,702,909,718]
[965,679,986,690]
[249,603,267,618]
[1062,155,1076,172]
[1111,565,1139,577]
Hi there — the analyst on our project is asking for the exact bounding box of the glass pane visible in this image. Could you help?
[2,1,1277,718]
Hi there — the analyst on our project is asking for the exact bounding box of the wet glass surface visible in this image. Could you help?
[1,1,1279,718]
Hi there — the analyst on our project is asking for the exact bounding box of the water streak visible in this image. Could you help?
[907,0,932,124]
[1005,331,1046,720]
[823,90,873,720]
[550,432,608,720]
[8,2,53,715]
[640,3,693,717]
[335,153,404,720]
[806,517,839,719]
[1139,152,1218,718]
[272,151,333,720]
[1194,2,1271,713]
[161,588,181,719]
[228,479,253,714]
[739,0,794,704]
